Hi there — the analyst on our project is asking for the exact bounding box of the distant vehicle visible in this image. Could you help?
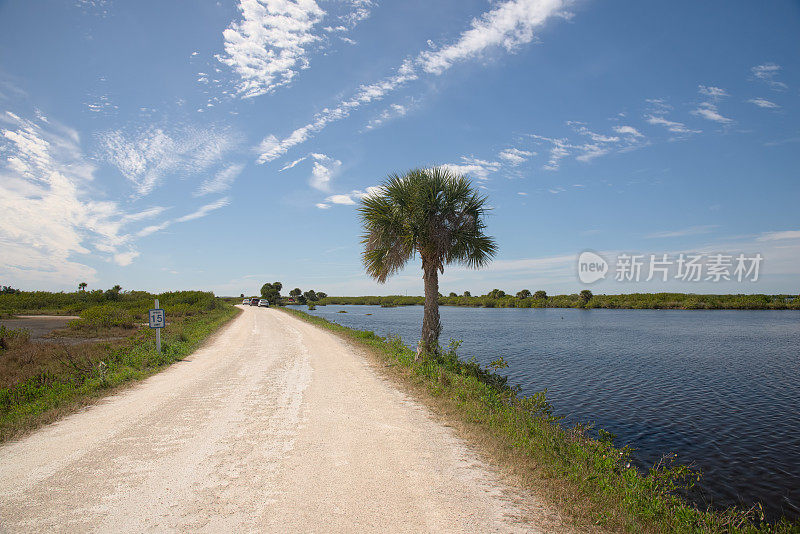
[250,298,259,306]
[242,299,249,305]
[258,299,270,307]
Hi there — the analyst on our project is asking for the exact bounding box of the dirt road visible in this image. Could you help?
[0,306,560,532]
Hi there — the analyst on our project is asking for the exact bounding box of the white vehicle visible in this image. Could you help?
[242,299,249,305]
[258,299,270,307]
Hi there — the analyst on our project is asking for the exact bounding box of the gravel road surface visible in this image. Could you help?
[0,306,562,532]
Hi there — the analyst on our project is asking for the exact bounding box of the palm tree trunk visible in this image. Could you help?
[418,260,441,359]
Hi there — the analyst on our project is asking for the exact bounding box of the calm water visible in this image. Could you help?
[302,305,800,521]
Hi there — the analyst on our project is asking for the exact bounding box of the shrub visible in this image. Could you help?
[73,305,135,329]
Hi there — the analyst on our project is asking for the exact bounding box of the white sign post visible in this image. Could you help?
[148,299,165,353]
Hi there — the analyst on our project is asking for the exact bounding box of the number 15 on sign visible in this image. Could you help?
[149,299,165,353]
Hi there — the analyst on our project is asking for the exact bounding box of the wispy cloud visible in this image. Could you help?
[177,197,230,222]
[747,98,780,109]
[525,120,646,171]
[613,125,643,138]
[751,63,788,91]
[98,125,241,197]
[757,230,800,242]
[498,147,534,165]
[138,197,230,237]
[698,85,728,99]
[418,0,571,74]
[195,163,245,196]
[365,102,411,130]
[279,155,308,171]
[646,225,719,239]
[691,85,733,124]
[645,114,699,136]
[255,0,570,164]
[643,98,700,139]
[691,102,733,124]
[0,109,138,284]
[440,156,501,181]
[535,135,569,170]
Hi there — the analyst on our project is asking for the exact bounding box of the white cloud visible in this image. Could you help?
[747,98,779,109]
[418,0,570,74]
[757,230,800,242]
[217,0,326,98]
[613,125,643,138]
[279,155,308,171]
[338,0,375,29]
[138,197,231,237]
[0,109,138,285]
[195,163,245,196]
[99,125,241,196]
[256,59,418,163]
[690,102,733,124]
[646,225,719,239]
[136,221,172,238]
[176,197,230,222]
[365,103,409,130]
[751,63,788,91]
[498,147,534,165]
[352,186,382,199]
[113,251,140,266]
[645,114,700,135]
[440,156,501,181]
[318,186,380,209]
[568,121,619,144]
[309,153,341,191]
[575,144,610,162]
[529,134,570,170]
[256,0,569,163]
[326,194,356,205]
[120,206,168,223]
[698,85,728,99]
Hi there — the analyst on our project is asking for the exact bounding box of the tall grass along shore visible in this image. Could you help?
[280,307,799,533]
[0,290,239,441]
[317,292,800,310]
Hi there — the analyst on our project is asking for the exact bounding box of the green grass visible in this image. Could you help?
[279,306,799,534]
[0,294,239,441]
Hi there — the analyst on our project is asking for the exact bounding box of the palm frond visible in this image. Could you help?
[358,166,497,281]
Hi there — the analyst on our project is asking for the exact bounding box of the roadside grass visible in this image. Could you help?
[0,293,239,442]
[279,307,799,534]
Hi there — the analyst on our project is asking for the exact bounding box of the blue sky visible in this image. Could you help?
[1,0,798,296]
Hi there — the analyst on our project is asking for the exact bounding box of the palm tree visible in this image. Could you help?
[359,167,497,357]
[78,282,87,291]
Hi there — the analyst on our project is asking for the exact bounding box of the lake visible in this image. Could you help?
[301,305,800,521]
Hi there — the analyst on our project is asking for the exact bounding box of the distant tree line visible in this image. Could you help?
[0,288,220,317]
[257,282,327,306]
[316,291,800,310]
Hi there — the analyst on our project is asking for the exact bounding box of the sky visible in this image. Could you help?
[0,0,798,297]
